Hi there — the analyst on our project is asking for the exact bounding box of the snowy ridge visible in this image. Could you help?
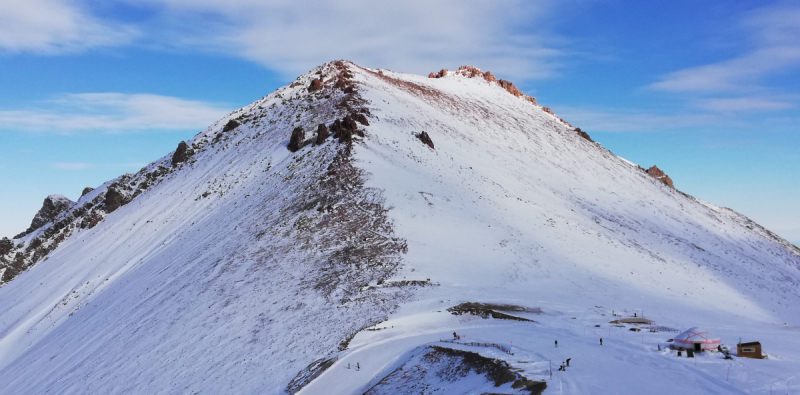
[0,61,799,394]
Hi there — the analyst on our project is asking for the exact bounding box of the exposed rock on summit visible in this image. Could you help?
[428,65,541,110]
[646,165,675,188]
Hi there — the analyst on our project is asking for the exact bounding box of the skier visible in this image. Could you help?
[600,338,603,345]
[357,362,360,370]
[555,340,558,348]
[453,331,458,340]
[658,344,661,351]
[566,358,571,367]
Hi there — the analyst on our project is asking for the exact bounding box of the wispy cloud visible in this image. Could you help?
[694,97,793,112]
[650,5,800,94]
[132,0,564,80]
[0,0,138,53]
[0,93,231,134]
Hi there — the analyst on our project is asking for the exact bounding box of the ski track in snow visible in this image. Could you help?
[0,61,799,394]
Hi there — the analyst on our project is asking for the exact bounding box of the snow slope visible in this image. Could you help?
[1,61,799,394]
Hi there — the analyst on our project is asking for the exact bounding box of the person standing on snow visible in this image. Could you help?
[453,331,458,340]
[555,340,558,348]
[566,358,571,367]
[600,338,603,345]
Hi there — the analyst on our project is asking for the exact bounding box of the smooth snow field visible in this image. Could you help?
[1,61,799,394]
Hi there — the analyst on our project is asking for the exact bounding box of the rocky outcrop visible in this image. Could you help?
[427,66,546,118]
[171,141,191,167]
[498,79,522,97]
[428,69,447,78]
[288,126,305,152]
[417,131,434,149]
[574,127,593,142]
[81,187,94,197]
[0,237,12,255]
[222,119,240,134]
[328,114,364,144]
[314,124,329,145]
[105,187,125,213]
[23,195,74,235]
[354,113,369,126]
[308,78,323,93]
[646,166,675,188]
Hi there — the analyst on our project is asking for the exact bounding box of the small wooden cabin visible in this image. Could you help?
[737,341,763,359]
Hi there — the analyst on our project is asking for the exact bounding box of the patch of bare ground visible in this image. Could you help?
[363,346,546,395]
[447,303,541,322]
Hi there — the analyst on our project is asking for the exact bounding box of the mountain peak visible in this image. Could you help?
[1,60,799,394]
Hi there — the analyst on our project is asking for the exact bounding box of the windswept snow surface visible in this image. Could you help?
[1,61,799,394]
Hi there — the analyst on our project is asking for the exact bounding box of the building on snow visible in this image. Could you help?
[737,341,764,359]
[673,327,721,352]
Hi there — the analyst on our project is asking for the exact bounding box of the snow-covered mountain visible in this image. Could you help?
[1,61,799,394]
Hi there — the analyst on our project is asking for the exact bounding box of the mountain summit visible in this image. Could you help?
[1,61,799,394]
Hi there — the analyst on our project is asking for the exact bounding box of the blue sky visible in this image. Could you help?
[1,0,798,245]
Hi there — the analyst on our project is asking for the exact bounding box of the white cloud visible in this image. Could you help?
[650,5,800,93]
[0,0,138,53]
[0,93,231,134]
[132,0,563,80]
[695,97,793,112]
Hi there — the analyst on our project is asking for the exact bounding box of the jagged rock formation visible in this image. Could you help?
[16,195,74,238]
[417,131,434,149]
[574,127,593,142]
[171,141,191,167]
[308,78,322,92]
[646,165,675,188]
[429,65,538,106]
[81,187,94,197]
[314,123,329,145]
[288,126,305,152]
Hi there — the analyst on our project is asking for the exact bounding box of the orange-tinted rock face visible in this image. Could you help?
[574,127,593,142]
[308,78,323,92]
[646,166,675,188]
[498,79,522,97]
[428,65,588,127]
[428,69,448,78]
